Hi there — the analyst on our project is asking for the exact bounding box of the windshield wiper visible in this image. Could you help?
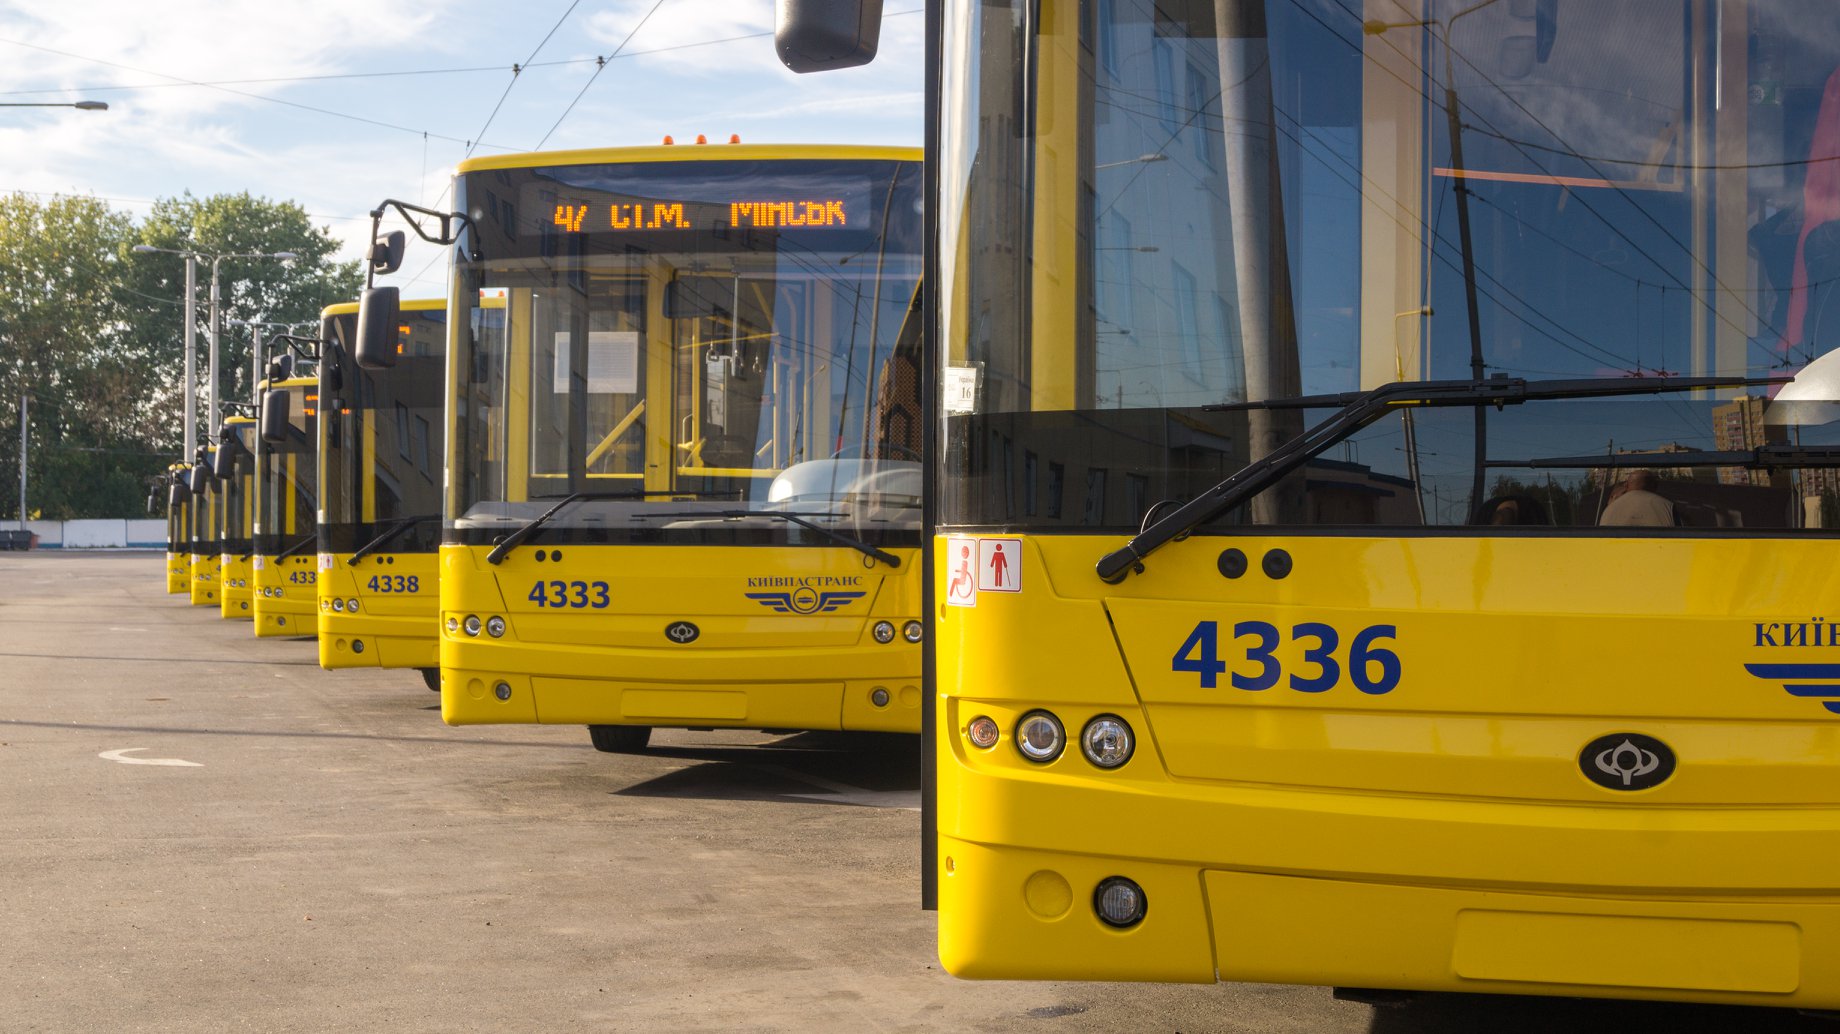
[275,535,318,562]
[348,515,439,564]
[1096,374,1787,583]
[485,490,735,565]
[1489,445,1840,470]
[648,509,902,568]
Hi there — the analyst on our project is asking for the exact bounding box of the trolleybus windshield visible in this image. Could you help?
[941,0,1840,535]
[321,304,446,556]
[449,156,924,550]
[255,381,319,558]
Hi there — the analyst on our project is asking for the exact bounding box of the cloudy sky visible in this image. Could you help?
[0,0,923,297]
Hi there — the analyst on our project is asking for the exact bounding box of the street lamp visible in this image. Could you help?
[131,245,297,458]
[0,101,108,110]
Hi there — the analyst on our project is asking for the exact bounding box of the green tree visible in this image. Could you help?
[120,192,362,445]
[0,190,363,520]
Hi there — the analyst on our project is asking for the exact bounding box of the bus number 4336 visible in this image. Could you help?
[1171,620,1400,694]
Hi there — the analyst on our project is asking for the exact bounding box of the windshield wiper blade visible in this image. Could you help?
[348,515,439,564]
[1097,374,1786,583]
[485,490,730,565]
[275,535,318,562]
[648,509,901,568]
[1490,444,1840,470]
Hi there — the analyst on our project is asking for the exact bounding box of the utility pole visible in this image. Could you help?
[183,254,197,458]
[17,393,26,531]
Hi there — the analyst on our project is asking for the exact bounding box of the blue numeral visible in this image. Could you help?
[1231,621,1281,691]
[1171,621,1226,688]
[1289,623,1340,693]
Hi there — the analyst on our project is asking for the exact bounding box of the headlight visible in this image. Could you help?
[1015,711,1065,763]
[346,598,359,613]
[872,620,896,644]
[463,615,481,637]
[331,598,345,612]
[486,616,506,638]
[1093,877,1147,928]
[1080,715,1135,769]
[445,616,459,633]
[966,715,1000,749]
[902,620,923,643]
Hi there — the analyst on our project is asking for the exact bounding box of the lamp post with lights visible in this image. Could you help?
[131,246,297,454]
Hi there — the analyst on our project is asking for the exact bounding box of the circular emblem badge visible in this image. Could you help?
[1579,733,1675,791]
[789,586,821,614]
[664,621,700,644]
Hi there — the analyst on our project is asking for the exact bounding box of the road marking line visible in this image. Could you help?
[98,747,202,767]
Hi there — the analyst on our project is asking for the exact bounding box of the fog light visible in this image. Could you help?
[346,598,359,613]
[445,616,459,633]
[352,639,365,654]
[493,681,512,701]
[966,715,1000,749]
[463,615,481,637]
[486,616,506,638]
[1080,715,1135,769]
[872,620,896,644]
[902,620,923,643]
[1094,877,1147,928]
[870,687,890,707]
[1015,711,1065,763]
[332,598,345,612]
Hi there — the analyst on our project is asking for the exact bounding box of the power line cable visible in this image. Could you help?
[464,0,584,158]
[535,0,669,150]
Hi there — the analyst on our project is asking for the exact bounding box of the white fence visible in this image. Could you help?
[11,519,167,549]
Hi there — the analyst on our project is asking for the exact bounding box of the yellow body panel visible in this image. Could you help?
[166,551,189,594]
[439,543,922,733]
[251,553,317,637]
[935,532,1840,1008]
[218,554,253,618]
[317,552,440,669]
[187,552,219,606]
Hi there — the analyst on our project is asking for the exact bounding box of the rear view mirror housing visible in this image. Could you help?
[775,0,883,72]
[369,230,406,275]
[212,436,237,480]
[260,388,291,443]
[188,463,211,495]
[356,286,401,370]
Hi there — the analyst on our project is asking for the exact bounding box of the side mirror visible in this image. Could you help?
[268,353,294,381]
[775,0,883,73]
[261,388,291,443]
[188,464,211,495]
[356,285,401,369]
[212,445,236,479]
[321,341,345,394]
[169,482,189,508]
[370,230,406,275]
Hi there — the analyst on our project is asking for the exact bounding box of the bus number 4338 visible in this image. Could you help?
[1171,620,1400,694]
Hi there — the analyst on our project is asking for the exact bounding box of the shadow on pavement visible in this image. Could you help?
[1366,993,1836,1033]
[615,731,921,807]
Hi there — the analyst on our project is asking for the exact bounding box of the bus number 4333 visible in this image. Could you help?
[1171,620,1400,694]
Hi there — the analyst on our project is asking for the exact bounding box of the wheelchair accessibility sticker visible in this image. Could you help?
[947,536,1020,607]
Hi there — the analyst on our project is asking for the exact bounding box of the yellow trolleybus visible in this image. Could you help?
[254,374,320,637]
[165,463,192,594]
[359,143,925,750]
[215,415,257,618]
[316,297,448,685]
[186,445,220,607]
[786,0,1840,1011]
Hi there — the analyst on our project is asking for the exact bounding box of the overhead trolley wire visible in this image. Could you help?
[534,0,669,151]
[464,0,585,159]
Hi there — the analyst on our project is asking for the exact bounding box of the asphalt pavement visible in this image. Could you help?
[0,552,1831,1033]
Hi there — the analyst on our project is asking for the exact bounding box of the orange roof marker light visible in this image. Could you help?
[662,135,674,145]
[729,134,741,144]
[695,134,708,144]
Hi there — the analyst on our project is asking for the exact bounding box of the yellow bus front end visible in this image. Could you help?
[217,417,257,619]
[317,299,447,680]
[929,0,1840,1010]
[165,463,191,594]
[428,144,925,750]
[253,376,319,637]
[187,446,220,607]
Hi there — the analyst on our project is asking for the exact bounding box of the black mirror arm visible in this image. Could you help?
[372,199,482,263]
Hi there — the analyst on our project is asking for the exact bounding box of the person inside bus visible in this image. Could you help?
[1473,493,1550,526]
[1598,470,1676,527]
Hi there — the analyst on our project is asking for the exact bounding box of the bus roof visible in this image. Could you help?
[456,142,920,175]
[319,297,445,319]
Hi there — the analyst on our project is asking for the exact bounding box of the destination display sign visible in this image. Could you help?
[515,165,875,239]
